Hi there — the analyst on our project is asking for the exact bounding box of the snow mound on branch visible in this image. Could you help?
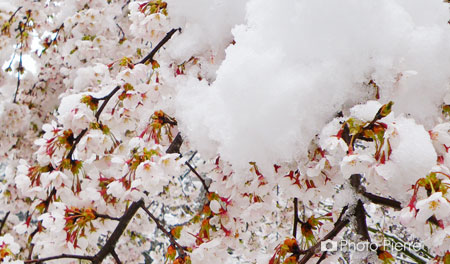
[176,0,450,171]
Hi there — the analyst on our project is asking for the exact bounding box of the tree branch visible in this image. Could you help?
[94,212,121,221]
[362,192,402,210]
[166,132,183,154]
[140,204,186,257]
[293,198,299,238]
[185,161,209,193]
[92,199,144,264]
[66,128,88,160]
[110,249,122,264]
[354,199,370,241]
[298,206,350,264]
[24,254,93,263]
[66,85,121,160]
[95,85,121,121]
[0,212,10,235]
[138,28,181,65]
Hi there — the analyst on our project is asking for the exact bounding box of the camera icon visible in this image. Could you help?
[321,239,338,252]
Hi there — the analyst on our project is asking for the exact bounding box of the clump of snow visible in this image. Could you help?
[375,116,437,201]
[166,0,249,61]
[176,0,450,171]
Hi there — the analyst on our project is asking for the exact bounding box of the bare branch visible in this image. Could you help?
[94,212,121,221]
[111,249,122,264]
[354,200,371,241]
[185,161,209,193]
[8,6,22,23]
[24,254,93,263]
[92,199,145,263]
[0,212,10,235]
[362,192,402,210]
[66,85,121,160]
[95,85,121,121]
[140,204,186,257]
[298,206,350,264]
[138,28,181,65]
[293,198,299,238]
[166,132,183,154]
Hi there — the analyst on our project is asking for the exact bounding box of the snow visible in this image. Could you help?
[176,0,450,171]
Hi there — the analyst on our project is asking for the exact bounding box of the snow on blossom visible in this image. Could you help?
[340,154,374,179]
[375,116,436,201]
[430,123,450,155]
[416,192,450,223]
[176,0,450,172]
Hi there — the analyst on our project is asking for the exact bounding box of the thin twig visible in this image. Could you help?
[138,28,181,65]
[24,254,93,263]
[140,204,186,257]
[95,85,121,121]
[8,6,22,23]
[185,161,209,193]
[65,85,121,160]
[316,251,327,264]
[13,51,22,103]
[66,128,88,160]
[115,22,125,39]
[95,212,121,221]
[0,212,10,235]
[293,198,299,238]
[40,23,64,56]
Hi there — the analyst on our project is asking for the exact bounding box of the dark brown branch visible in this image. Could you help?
[185,161,209,193]
[316,251,327,264]
[293,198,299,238]
[28,187,57,255]
[298,207,350,264]
[166,132,183,154]
[65,85,120,160]
[94,212,121,221]
[92,199,145,263]
[140,204,186,257]
[40,23,64,56]
[350,174,402,210]
[138,28,181,65]
[111,249,122,264]
[24,254,93,263]
[0,212,10,235]
[115,22,125,39]
[362,192,402,210]
[354,199,370,241]
[8,6,22,22]
[95,85,121,121]
[336,205,348,224]
[66,128,88,160]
